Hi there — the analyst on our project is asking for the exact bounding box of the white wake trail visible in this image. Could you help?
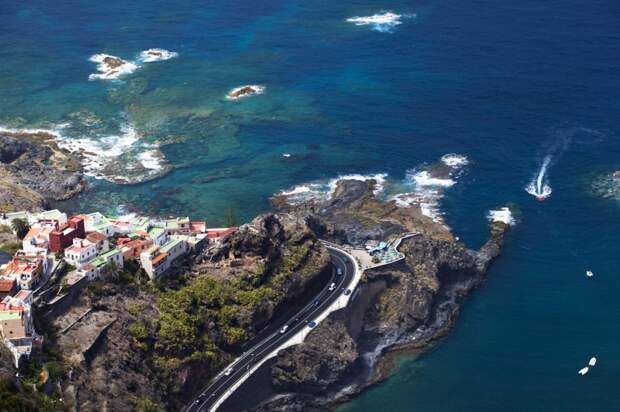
[526,155,553,200]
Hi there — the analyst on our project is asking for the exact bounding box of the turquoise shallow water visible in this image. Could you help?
[2,0,620,410]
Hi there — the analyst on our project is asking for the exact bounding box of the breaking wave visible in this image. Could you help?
[55,122,168,183]
[346,11,415,33]
[487,207,515,226]
[89,48,178,81]
[226,85,266,101]
[278,173,387,205]
[138,48,179,63]
[88,54,139,81]
[0,119,169,185]
[389,154,469,224]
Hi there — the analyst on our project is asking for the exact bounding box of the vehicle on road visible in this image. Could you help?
[337,267,343,275]
[280,325,289,334]
[328,282,336,291]
[307,320,317,328]
[313,299,320,306]
[343,288,351,296]
[224,367,234,376]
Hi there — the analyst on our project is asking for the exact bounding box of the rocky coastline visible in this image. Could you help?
[0,176,509,411]
[0,131,86,212]
[251,178,510,411]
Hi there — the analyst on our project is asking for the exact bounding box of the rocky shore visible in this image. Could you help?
[252,178,510,411]
[0,176,508,411]
[0,132,86,212]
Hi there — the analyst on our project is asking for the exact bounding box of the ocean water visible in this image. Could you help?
[2,0,620,410]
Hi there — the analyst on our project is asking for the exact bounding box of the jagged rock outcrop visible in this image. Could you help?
[0,133,85,211]
[254,179,510,411]
[271,319,357,393]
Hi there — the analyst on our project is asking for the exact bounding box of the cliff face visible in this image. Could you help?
[0,133,85,211]
[37,212,330,411]
[254,179,510,411]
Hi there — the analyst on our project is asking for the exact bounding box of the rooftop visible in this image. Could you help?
[99,248,121,259]
[0,311,21,321]
[160,239,183,254]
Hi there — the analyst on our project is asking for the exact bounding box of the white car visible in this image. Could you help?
[280,325,289,334]
[224,367,234,376]
[328,282,336,291]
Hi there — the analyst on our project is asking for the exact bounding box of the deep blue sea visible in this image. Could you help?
[2,0,620,410]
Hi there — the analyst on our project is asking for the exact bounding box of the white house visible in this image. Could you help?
[64,238,97,269]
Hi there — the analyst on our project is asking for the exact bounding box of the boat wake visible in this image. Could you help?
[525,155,553,201]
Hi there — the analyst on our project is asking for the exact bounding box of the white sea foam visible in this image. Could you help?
[525,155,553,200]
[279,173,387,205]
[412,171,456,187]
[138,48,178,63]
[346,12,414,32]
[137,150,164,170]
[88,54,140,81]
[441,153,469,168]
[487,207,515,226]
[389,154,469,224]
[54,122,167,182]
[226,85,266,101]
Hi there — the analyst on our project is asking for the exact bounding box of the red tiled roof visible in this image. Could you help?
[0,279,15,293]
[86,231,107,242]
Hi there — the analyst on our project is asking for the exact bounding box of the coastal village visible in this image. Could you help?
[0,209,237,367]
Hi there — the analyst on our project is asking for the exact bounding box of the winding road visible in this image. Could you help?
[185,244,358,412]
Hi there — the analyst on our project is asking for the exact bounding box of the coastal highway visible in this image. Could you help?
[185,245,357,412]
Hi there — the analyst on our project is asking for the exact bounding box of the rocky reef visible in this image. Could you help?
[0,132,85,212]
[253,178,510,411]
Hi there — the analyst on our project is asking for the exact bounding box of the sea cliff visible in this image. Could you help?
[252,179,509,411]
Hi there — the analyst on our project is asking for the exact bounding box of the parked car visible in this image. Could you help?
[307,321,317,328]
[343,288,352,296]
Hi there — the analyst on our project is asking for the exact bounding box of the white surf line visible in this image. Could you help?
[208,243,362,412]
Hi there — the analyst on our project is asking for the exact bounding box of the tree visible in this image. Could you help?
[10,218,30,240]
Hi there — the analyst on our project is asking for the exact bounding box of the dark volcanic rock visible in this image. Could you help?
[256,178,511,411]
[271,319,357,393]
[0,133,85,211]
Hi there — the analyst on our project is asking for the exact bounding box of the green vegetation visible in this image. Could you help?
[133,395,165,412]
[10,218,30,240]
[128,322,149,342]
[0,224,12,234]
[0,241,20,256]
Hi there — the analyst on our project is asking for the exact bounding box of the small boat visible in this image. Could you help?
[578,366,589,376]
[282,153,292,158]
[586,270,594,278]
[589,357,597,367]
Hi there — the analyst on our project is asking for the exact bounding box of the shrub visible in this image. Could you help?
[127,322,149,342]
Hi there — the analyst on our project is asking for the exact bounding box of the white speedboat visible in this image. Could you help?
[282,153,292,158]
[578,366,589,376]
[586,270,594,278]
[589,357,597,367]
